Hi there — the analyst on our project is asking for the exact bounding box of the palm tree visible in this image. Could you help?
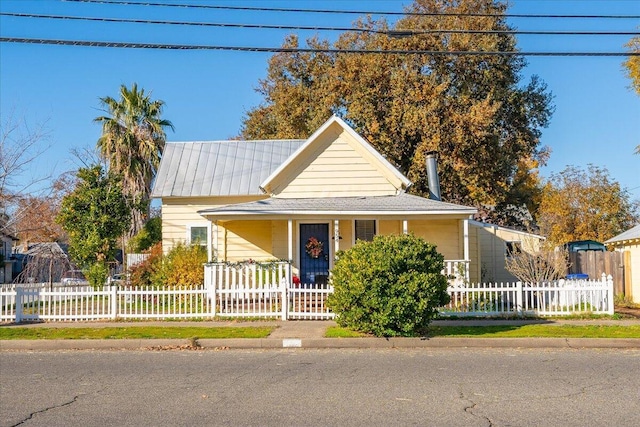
[94,83,173,238]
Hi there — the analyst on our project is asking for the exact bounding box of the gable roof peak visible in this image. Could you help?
[259,115,411,195]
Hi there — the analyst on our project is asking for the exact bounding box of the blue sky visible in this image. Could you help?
[1,0,639,200]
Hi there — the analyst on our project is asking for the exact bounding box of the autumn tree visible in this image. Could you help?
[623,35,640,154]
[242,0,553,228]
[56,166,131,287]
[537,165,639,247]
[13,174,72,243]
[624,35,640,96]
[0,112,52,236]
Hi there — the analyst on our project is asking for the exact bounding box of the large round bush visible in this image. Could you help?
[327,234,450,337]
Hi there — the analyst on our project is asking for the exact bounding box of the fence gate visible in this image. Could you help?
[287,283,334,320]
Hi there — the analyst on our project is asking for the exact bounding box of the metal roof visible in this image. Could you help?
[151,139,306,197]
[198,193,476,219]
[605,224,640,244]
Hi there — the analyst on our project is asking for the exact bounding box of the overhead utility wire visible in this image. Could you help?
[3,12,639,36]
[2,37,637,56]
[63,0,640,19]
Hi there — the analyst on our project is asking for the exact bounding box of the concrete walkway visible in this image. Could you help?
[1,318,639,351]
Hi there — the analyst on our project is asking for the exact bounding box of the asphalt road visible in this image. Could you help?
[1,348,639,427]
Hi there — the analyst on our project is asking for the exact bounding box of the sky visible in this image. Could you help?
[1,0,639,201]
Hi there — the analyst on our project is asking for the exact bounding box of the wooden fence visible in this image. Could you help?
[568,251,624,294]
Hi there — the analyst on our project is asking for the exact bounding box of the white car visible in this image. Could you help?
[107,273,130,287]
[61,270,88,285]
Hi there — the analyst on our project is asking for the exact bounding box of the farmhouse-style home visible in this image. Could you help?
[605,224,640,303]
[152,116,538,285]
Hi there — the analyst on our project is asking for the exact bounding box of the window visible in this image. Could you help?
[506,241,522,257]
[355,220,376,242]
[188,225,209,247]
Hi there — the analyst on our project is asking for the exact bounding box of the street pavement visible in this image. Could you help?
[1,317,639,351]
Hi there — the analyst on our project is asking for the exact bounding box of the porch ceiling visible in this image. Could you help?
[197,193,476,220]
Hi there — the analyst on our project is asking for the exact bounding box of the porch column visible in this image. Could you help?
[463,218,470,281]
[402,220,408,235]
[212,221,218,262]
[287,219,293,261]
[334,220,340,257]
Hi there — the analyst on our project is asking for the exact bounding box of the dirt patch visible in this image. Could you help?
[615,306,640,319]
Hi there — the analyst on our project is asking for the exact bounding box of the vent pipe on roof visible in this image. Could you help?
[425,151,441,201]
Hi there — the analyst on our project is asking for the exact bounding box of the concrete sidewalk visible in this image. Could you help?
[1,318,639,351]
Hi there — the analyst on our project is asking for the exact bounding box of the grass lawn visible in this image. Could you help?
[0,326,274,340]
[2,324,639,340]
[326,324,640,339]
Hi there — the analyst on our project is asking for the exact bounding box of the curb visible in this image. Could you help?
[2,337,639,351]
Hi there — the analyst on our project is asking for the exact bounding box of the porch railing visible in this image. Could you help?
[442,260,469,285]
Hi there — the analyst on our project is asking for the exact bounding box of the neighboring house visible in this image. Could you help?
[12,242,73,283]
[605,224,640,303]
[1,233,18,283]
[469,220,545,283]
[153,116,490,283]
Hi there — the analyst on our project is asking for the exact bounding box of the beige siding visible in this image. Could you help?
[409,219,461,261]
[338,221,354,251]
[474,223,544,283]
[626,244,640,303]
[379,220,401,236]
[160,196,264,256]
[223,220,274,261]
[271,220,292,261]
[468,226,480,283]
[275,132,398,198]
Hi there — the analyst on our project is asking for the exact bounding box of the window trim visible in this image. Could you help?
[505,241,522,258]
[353,219,377,243]
[186,222,212,261]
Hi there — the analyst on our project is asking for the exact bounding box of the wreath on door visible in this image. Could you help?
[305,236,324,259]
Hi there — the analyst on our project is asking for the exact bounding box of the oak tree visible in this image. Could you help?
[623,35,640,154]
[536,165,639,246]
[624,35,640,96]
[242,0,553,228]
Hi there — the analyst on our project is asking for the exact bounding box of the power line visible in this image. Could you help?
[3,12,639,36]
[2,37,638,56]
[62,0,640,19]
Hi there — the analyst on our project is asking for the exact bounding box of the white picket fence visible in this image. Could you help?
[0,273,614,323]
[204,262,334,320]
[441,273,614,317]
[0,284,214,323]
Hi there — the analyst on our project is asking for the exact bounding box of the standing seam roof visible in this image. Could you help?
[151,140,306,197]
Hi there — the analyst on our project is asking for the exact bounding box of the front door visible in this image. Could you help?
[299,223,330,285]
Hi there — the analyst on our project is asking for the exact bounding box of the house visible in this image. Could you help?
[152,115,526,285]
[469,220,545,283]
[12,242,73,283]
[1,232,18,283]
[605,224,640,303]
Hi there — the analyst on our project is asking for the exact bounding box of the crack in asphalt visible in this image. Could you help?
[459,391,493,427]
[11,395,79,427]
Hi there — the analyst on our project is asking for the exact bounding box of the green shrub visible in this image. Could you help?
[327,234,450,337]
[86,262,109,288]
[127,217,162,253]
